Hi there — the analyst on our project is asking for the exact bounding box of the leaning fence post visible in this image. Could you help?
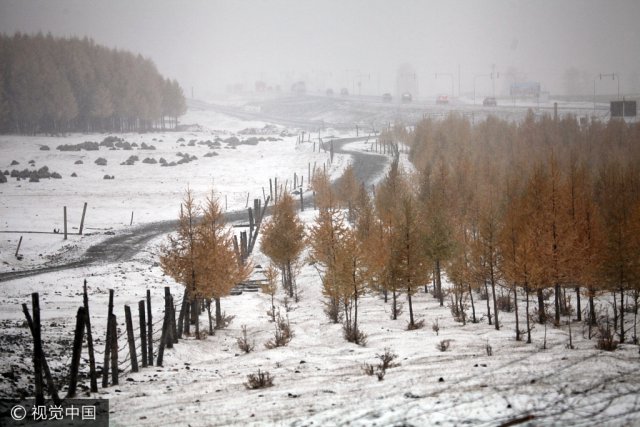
[124,305,138,372]
[83,279,97,392]
[102,289,114,388]
[22,303,60,405]
[109,313,118,385]
[138,300,147,368]
[67,306,86,398]
[79,202,88,235]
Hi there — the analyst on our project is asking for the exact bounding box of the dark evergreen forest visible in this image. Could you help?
[0,33,187,134]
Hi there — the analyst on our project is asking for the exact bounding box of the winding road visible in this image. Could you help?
[0,136,390,283]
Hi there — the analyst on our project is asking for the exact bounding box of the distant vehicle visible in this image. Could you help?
[483,97,497,106]
[401,92,412,103]
[382,93,393,102]
[340,88,349,96]
[291,81,306,95]
[436,95,449,105]
[326,88,334,96]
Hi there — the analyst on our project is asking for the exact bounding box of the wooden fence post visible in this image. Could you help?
[102,289,114,388]
[109,313,118,385]
[156,313,168,366]
[124,305,138,372]
[22,303,60,405]
[248,208,254,248]
[67,306,86,398]
[138,300,147,368]
[170,294,178,344]
[165,287,174,349]
[274,177,278,202]
[146,290,153,366]
[15,236,23,258]
[83,280,97,393]
[63,206,68,240]
[79,202,88,235]
[31,292,44,405]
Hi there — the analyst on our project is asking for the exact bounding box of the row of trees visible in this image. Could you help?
[160,113,639,348]
[0,33,187,134]
[408,113,640,343]
[273,113,639,347]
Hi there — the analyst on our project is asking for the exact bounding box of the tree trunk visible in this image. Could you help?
[436,259,443,306]
[554,283,561,325]
[575,287,581,321]
[619,288,625,343]
[514,285,520,340]
[491,275,499,330]
[392,289,398,320]
[215,297,222,328]
[468,283,477,323]
[407,286,414,327]
[525,285,531,344]
[537,288,546,324]
[485,281,492,325]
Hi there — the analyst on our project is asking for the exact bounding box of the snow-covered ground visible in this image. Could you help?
[1,105,639,426]
[0,108,347,272]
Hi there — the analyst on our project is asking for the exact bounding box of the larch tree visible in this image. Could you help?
[261,193,306,299]
[159,189,201,337]
[196,192,251,332]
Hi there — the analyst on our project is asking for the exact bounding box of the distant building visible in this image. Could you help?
[396,63,418,98]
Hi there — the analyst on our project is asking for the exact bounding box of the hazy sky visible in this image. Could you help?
[1,0,639,98]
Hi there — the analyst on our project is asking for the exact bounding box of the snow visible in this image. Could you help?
[1,104,639,426]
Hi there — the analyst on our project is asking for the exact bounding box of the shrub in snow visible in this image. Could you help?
[103,174,114,180]
[39,145,50,151]
[486,340,493,356]
[131,142,138,148]
[363,347,399,381]
[264,310,293,349]
[95,157,107,166]
[203,151,218,157]
[51,172,62,179]
[57,141,99,151]
[159,157,167,165]
[596,322,618,351]
[496,294,513,312]
[140,142,156,150]
[10,160,19,165]
[37,166,50,179]
[71,172,77,177]
[3,170,8,175]
[343,322,367,346]
[236,325,255,354]
[121,155,139,165]
[436,339,451,352]
[0,173,6,183]
[406,318,425,331]
[29,173,39,182]
[74,160,83,165]
[244,370,274,389]
[142,157,157,164]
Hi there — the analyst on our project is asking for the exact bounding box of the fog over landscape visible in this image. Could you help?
[1,2,640,427]
[2,0,639,98]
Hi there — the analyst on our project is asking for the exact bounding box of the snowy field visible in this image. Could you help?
[0,107,346,273]
[0,106,639,426]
